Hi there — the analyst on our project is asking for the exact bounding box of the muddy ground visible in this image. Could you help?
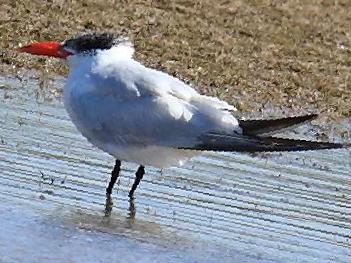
[1,0,351,118]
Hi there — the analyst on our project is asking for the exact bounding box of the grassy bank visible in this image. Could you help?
[1,0,350,117]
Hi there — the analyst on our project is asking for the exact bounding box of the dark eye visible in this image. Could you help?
[62,40,71,50]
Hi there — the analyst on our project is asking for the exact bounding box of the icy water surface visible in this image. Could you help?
[0,72,350,263]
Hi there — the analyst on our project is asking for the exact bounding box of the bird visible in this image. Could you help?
[17,33,349,212]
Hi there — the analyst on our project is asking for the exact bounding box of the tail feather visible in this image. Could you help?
[183,132,347,152]
[238,114,318,136]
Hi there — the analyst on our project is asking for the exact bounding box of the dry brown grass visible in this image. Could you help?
[1,0,351,118]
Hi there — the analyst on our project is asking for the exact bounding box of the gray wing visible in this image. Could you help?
[75,60,240,148]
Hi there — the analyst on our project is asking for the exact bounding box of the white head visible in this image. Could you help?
[17,33,134,61]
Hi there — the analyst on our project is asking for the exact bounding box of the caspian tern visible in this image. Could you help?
[17,33,348,209]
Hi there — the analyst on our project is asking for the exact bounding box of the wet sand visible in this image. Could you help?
[0,73,350,262]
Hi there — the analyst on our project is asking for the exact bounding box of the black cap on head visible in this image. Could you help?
[62,33,122,54]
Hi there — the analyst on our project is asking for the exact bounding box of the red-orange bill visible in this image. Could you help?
[17,41,72,58]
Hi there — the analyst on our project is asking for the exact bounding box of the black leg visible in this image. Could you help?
[128,165,145,198]
[105,160,121,216]
[106,160,121,196]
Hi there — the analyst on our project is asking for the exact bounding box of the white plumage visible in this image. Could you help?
[64,41,240,167]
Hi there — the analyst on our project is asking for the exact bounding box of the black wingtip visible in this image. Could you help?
[239,114,318,136]
[182,132,349,153]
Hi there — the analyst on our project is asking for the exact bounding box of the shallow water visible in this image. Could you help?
[0,72,350,263]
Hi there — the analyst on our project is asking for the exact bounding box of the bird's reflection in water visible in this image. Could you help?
[104,195,137,220]
[104,195,113,217]
[128,197,136,219]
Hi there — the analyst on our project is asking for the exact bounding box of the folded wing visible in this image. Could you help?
[238,114,318,136]
[181,131,346,152]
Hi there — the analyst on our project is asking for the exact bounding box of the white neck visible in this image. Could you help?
[99,42,135,60]
[66,42,135,68]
